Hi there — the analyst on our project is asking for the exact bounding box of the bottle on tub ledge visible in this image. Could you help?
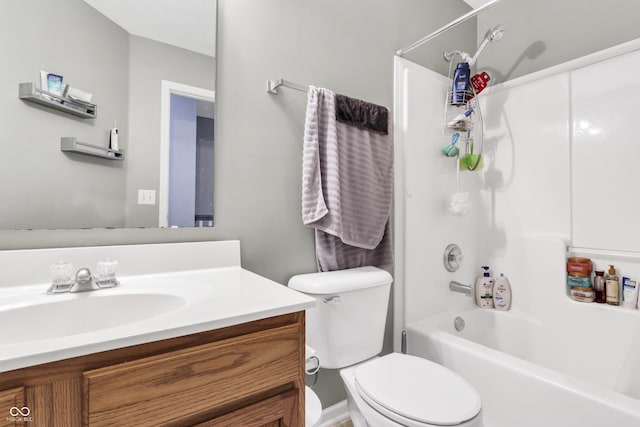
[605,265,620,306]
[494,274,512,311]
[593,270,606,303]
[475,266,494,309]
[622,277,638,309]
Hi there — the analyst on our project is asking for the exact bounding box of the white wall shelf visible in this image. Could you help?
[60,137,124,161]
[19,82,97,119]
[568,246,640,262]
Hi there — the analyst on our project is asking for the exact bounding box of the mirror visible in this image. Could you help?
[0,0,216,230]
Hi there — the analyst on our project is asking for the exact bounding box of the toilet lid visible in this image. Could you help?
[354,353,481,426]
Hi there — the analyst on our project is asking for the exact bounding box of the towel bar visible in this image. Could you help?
[267,78,308,94]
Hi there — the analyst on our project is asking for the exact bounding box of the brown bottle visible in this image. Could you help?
[594,270,606,303]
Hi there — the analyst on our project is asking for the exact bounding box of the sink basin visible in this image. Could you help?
[0,293,186,345]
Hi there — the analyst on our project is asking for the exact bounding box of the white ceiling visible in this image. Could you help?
[84,0,216,58]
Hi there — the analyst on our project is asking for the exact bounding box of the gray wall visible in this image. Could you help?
[478,0,640,82]
[216,0,474,408]
[0,0,477,409]
[0,0,129,229]
[125,35,216,227]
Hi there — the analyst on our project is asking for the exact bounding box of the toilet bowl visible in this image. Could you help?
[305,345,322,427]
[306,386,322,427]
[288,267,483,427]
[341,354,482,427]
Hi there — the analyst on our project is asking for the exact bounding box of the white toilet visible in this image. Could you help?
[288,266,483,427]
[306,385,322,427]
[305,345,322,427]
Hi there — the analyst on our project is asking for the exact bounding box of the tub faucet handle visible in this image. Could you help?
[444,244,464,272]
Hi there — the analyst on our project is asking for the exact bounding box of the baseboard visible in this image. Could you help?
[317,399,349,427]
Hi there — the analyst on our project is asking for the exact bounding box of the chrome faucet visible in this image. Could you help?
[449,280,473,297]
[69,268,100,293]
[47,265,119,294]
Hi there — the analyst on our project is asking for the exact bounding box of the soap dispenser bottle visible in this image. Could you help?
[475,266,494,308]
[494,273,512,311]
[605,265,620,306]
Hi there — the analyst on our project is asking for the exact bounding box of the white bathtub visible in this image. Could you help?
[407,307,640,427]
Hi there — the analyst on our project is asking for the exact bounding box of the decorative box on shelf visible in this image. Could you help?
[19,82,97,119]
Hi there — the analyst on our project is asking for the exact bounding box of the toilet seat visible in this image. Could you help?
[354,353,481,426]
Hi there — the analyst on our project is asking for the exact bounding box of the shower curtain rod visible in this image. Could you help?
[396,0,500,57]
[267,78,308,94]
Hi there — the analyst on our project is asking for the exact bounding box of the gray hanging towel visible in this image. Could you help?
[302,86,393,271]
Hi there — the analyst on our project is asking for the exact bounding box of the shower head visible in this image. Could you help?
[443,24,505,66]
[486,25,505,43]
[468,24,505,65]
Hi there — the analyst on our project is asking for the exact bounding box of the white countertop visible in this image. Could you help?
[0,266,315,373]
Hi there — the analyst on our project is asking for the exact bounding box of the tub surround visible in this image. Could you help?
[394,37,640,427]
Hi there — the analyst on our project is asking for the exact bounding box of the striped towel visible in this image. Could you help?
[302,86,393,271]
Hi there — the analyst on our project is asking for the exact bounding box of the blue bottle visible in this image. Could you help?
[451,62,470,105]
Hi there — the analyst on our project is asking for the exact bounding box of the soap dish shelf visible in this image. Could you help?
[19,82,97,119]
[61,137,124,161]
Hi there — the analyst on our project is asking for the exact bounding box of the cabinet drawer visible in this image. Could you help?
[194,390,298,427]
[83,323,301,426]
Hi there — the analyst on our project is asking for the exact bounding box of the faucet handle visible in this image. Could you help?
[443,244,464,272]
[95,258,119,288]
[47,262,75,294]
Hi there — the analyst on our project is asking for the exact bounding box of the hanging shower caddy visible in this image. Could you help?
[441,60,485,172]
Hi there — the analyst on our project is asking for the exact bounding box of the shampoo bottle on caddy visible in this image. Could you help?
[475,266,494,308]
[451,62,470,105]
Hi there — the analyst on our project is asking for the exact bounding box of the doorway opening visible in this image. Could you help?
[159,81,215,228]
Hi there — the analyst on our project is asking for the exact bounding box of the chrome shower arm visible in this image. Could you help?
[466,38,491,67]
[443,50,472,63]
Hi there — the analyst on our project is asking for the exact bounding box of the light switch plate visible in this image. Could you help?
[138,189,156,205]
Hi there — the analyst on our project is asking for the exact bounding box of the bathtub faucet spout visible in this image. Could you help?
[449,280,473,297]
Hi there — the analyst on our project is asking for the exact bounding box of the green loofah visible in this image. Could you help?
[459,154,483,170]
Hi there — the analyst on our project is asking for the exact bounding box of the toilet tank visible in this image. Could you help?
[288,266,393,369]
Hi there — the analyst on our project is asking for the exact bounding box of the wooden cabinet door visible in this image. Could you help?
[194,390,299,427]
[0,387,25,427]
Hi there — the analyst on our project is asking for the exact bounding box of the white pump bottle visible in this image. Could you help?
[475,266,494,308]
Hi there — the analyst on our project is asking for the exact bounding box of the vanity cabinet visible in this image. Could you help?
[0,312,305,427]
[0,386,25,427]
